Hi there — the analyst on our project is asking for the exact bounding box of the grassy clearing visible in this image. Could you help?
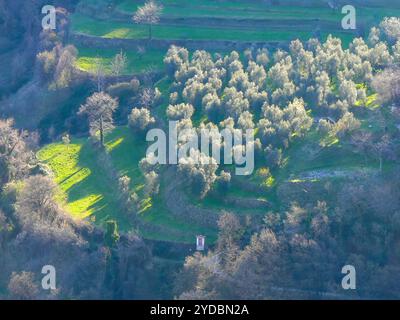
[75,45,166,74]
[140,191,219,244]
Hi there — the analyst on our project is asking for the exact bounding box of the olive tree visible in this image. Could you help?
[338,79,358,106]
[258,98,312,148]
[371,68,400,103]
[144,171,160,196]
[178,150,219,199]
[222,87,250,120]
[379,17,400,44]
[166,103,195,120]
[164,45,189,77]
[128,107,155,133]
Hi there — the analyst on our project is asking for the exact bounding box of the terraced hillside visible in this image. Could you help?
[34,0,400,246]
[71,0,400,74]
[37,125,219,243]
[37,76,397,246]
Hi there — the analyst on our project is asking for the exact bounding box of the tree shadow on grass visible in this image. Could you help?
[66,139,132,231]
[59,167,86,185]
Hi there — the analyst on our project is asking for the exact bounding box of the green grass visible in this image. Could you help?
[71,13,354,44]
[105,126,146,189]
[116,0,400,22]
[75,45,166,74]
[117,1,340,20]
[37,126,217,243]
[37,137,132,230]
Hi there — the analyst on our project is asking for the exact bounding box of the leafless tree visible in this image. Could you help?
[371,68,400,104]
[8,272,39,300]
[132,1,163,40]
[351,131,372,165]
[0,119,33,184]
[373,134,392,172]
[111,50,128,76]
[79,92,119,147]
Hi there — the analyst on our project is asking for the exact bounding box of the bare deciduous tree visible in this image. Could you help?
[111,50,128,76]
[79,92,119,147]
[0,119,33,184]
[133,1,163,40]
[351,131,372,165]
[372,68,400,104]
[8,272,39,300]
[373,134,392,172]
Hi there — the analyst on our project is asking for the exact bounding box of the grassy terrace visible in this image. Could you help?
[37,126,217,243]
[37,81,390,244]
[116,0,400,22]
[74,45,234,75]
[117,1,342,20]
[71,13,354,42]
[35,106,390,243]
[73,0,394,75]
[75,45,165,74]
[72,0,400,48]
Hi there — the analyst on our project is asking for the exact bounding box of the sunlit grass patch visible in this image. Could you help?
[104,28,132,39]
[67,194,104,219]
[320,134,340,147]
[37,135,133,231]
[105,136,124,152]
[75,45,166,75]
[365,93,380,109]
[355,93,379,109]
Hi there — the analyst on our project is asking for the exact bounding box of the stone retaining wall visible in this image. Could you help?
[223,196,269,209]
[71,33,286,51]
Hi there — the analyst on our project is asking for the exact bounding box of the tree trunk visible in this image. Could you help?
[100,114,104,147]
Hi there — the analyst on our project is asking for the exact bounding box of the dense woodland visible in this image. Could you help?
[1,0,400,299]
